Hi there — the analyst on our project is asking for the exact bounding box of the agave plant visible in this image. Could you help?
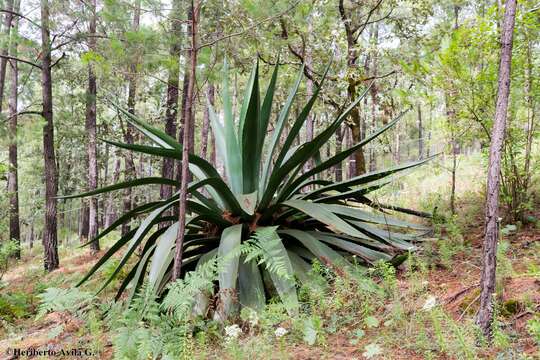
[65,60,432,316]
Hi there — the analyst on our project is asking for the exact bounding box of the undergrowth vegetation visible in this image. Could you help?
[1,157,538,359]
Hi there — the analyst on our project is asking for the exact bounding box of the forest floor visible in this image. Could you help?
[0,157,539,359]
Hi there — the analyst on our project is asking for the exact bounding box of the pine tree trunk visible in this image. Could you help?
[105,156,121,228]
[41,0,59,271]
[79,202,89,242]
[0,0,14,111]
[476,0,516,339]
[121,0,141,236]
[86,0,99,252]
[334,126,343,182]
[201,84,214,160]
[173,0,198,280]
[368,23,379,172]
[176,66,190,185]
[160,0,182,204]
[417,103,423,159]
[7,0,20,258]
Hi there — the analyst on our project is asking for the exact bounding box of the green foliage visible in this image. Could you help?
[0,240,19,280]
[526,316,540,346]
[68,59,431,320]
[241,226,292,280]
[0,291,33,322]
[37,287,93,318]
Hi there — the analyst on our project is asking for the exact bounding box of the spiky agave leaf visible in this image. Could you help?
[65,59,433,317]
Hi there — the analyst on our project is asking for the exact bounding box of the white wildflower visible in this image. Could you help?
[248,310,259,327]
[422,295,438,311]
[225,324,242,340]
[275,327,288,338]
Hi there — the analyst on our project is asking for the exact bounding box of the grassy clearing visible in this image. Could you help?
[0,155,538,359]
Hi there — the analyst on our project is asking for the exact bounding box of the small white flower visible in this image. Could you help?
[422,295,438,311]
[274,327,288,338]
[225,324,242,340]
[248,310,259,327]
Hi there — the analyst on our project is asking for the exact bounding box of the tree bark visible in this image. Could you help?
[160,0,182,205]
[476,0,516,339]
[520,32,535,222]
[175,65,190,185]
[338,0,379,176]
[121,0,141,236]
[7,0,20,258]
[417,103,423,159]
[334,126,343,181]
[85,0,99,252]
[173,0,198,280]
[368,23,379,172]
[105,156,121,228]
[200,84,214,160]
[0,0,14,112]
[79,202,89,242]
[41,0,59,271]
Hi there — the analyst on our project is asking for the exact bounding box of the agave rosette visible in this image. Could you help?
[64,59,432,314]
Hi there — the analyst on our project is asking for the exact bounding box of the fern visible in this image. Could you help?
[37,287,93,318]
[161,256,219,321]
[241,227,292,280]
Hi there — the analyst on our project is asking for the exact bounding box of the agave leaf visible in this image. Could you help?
[75,228,137,287]
[266,240,298,315]
[257,62,279,164]
[314,178,392,203]
[309,232,392,263]
[348,221,417,251]
[325,204,429,230]
[148,222,179,293]
[307,156,435,199]
[273,63,330,170]
[238,257,266,311]
[114,257,139,301]
[96,201,177,294]
[109,100,180,150]
[208,98,243,194]
[127,243,157,302]
[241,60,261,194]
[260,64,304,192]
[193,249,219,316]
[266,83,373,207]
[78,201,164,248]
[238,60,258,139]
[216,224,243,319]
[59,177,177,199]
[280,229,351,270]
[237,191,258,215]
[286,250,313,285]
[283,199,366,238]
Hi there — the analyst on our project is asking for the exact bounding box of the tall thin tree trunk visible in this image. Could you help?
[86,0,99,252]
[417,103,423,159]
[521,33,535,221]
[476,0,516,339]
[7,0,20,258]
[41,0,59,271]
[160,0,182,206]
[175,65,190,185]
[121,0,141,236]
[200,84,214,160]
[100,142,109,229]
[334,126,343,181]
[368,23,379,172]
[173,0,198,280]
[105,156,121,228]
[0,0,14,111]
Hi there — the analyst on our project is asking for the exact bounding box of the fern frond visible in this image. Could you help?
[241,227,291,280]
